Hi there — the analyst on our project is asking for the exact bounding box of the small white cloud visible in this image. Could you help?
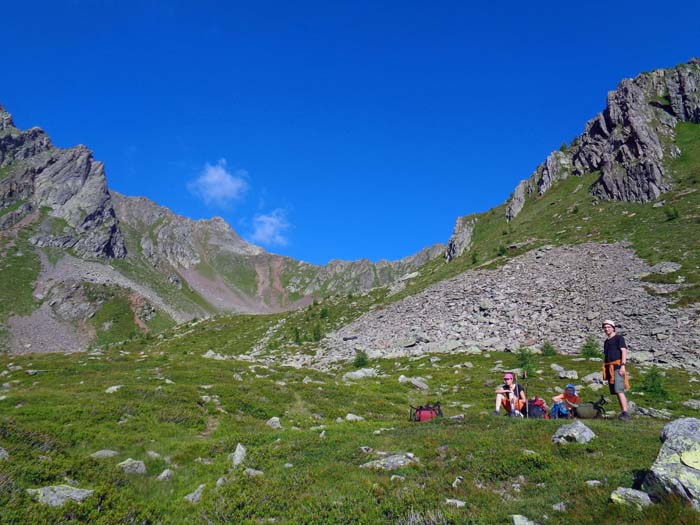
[250,209,290,247]
[188,159,248,207]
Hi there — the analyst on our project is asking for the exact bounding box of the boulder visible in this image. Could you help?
[552,421,596,444]
[360,452,419,471]
[643,418,700,509]
[610,487,653,510]
[26,485,94,507]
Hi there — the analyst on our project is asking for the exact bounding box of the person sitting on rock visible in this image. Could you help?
[494,372,526,417]
[550,384,580,419]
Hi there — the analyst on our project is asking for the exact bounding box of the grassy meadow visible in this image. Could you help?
[1,315,699,524]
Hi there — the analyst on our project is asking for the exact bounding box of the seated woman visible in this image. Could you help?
[494,372,526,417]
[550,384,580,419]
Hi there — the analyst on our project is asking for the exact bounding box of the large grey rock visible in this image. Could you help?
[552,421,596,444]
[26,485,94,507]
[610,487,653,510]
[643,418,700,509]
[360,453,419,471]
[116,458,146,475]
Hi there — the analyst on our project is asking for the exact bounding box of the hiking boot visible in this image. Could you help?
[509,411,517,417]
[618,411,631,422]
[492,411,501,416]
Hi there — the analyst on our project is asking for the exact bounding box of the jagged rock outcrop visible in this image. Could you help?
[324,243,700,370]
[445,216,477,262]
[0,104,125,258]
[505,58,700,221]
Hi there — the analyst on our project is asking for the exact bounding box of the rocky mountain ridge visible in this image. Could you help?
[0,104,445,351]
[444,58,700,260]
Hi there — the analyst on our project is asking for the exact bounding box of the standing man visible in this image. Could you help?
[601,320,631,421]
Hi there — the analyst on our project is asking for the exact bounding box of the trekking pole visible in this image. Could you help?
[523,370,528,419]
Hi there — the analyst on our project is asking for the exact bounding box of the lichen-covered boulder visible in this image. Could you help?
[643,418,700,509]
[610,487,653,510]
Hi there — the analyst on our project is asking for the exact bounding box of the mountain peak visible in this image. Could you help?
[0,104,15,130]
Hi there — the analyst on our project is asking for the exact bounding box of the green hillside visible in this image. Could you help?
[394,122,700,309]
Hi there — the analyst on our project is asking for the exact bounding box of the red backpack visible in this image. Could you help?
[409,402,443,422]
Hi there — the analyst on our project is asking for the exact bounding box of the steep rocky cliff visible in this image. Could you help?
[505,59,700,221]
[0,104,125,258]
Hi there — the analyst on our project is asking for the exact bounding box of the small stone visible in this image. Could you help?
[345,413,365,422]
[452,475,464,488]
[360,446,373,454]
[230,443,246,467]
[266,417,282,429]
[105,385,123,394]
[445,498,466,507]
[90,449,119,459]
[552,502,566,512]
[586,480,602,487]
[244,468,264,477]
[184,484,206,503]
[391,475,406,482]
[117,458,146,474]
[0,448,8,461]
[146,450,161,459]
[156,469,173,481]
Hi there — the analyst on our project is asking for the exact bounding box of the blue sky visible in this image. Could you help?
[2,1,698,265]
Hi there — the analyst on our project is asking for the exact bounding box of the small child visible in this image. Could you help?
[550,384,580,419]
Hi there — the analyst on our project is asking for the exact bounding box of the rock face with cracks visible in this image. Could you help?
[506,58,700,221]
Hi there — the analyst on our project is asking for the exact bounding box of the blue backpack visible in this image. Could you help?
[550,402,570,419]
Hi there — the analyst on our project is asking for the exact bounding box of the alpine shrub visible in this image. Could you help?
[580,335,602,358]
[517,347,537,377]
[638,365,669,401]
[353,350,369,368]
[541,340,557,357]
